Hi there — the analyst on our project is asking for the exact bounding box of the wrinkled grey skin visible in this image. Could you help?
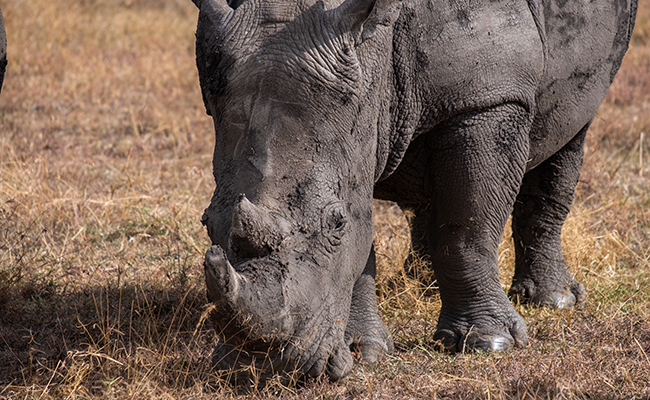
[1,6,6,93]
[193,0,636,381]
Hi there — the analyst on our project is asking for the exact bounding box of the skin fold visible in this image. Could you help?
[193,0,637,381]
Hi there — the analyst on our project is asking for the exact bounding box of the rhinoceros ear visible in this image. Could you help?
[192,0,233,17]
[327,0,401,45]
[226,0,247,8]
[328,0,376,35]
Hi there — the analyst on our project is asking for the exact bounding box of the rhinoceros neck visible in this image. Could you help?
[360,3,422,183]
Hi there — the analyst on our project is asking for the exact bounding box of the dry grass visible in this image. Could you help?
[1,0,649,398]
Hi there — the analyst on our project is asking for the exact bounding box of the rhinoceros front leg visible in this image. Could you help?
[424,103,531,353]
[345,245,394,363]
[509,124,588,308]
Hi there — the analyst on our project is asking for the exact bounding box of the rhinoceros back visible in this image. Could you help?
[527,0,637,169]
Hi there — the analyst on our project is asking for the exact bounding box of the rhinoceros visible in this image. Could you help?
[1,6,6,93]
[193,0,636,380]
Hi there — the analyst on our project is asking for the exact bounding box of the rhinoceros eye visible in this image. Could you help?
[322,202,348,246]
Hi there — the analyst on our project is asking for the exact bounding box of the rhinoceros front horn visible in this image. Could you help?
[204,245,243,311]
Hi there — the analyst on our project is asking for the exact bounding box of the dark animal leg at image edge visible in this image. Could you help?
[0,5,7,93]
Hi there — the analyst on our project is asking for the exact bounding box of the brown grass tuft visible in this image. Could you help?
[1,0,650,398]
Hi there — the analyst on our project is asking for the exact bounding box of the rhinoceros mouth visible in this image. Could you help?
[210,324,353,381]
[204,244,354,380]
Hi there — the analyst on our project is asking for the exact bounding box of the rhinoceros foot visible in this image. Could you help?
[345,245,395,364]
[433,295,528,353]
[349,324,394,364]
[508,269,586,309]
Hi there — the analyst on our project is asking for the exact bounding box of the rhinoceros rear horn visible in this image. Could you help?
[231,195,290,259]
[327,0,376,34]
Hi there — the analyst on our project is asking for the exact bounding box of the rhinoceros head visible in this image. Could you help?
[194,0,392,381]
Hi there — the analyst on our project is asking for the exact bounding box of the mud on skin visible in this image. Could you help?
[192,0,637,381]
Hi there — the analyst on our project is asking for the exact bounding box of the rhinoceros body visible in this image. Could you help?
[193,0,636,380]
